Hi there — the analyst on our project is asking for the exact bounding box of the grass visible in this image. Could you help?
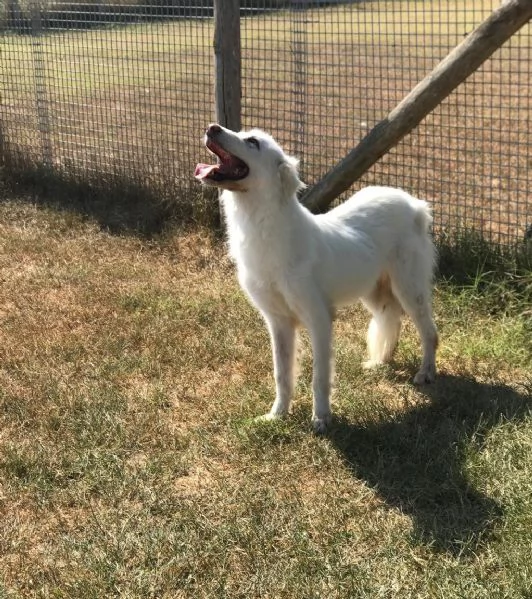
[0,194,530,598]
[0,158,220,233]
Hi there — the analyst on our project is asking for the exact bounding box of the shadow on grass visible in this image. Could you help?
[0,155,220,236]
[327,374,532,555]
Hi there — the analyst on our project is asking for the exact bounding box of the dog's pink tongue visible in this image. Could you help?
[194,163,217,179]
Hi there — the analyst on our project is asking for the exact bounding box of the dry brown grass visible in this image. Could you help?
[0,192,531,597]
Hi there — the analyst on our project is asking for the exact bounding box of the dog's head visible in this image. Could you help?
[194,124,303,197]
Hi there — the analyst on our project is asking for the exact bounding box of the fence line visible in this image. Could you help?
[0,1,531,246]
[303,0,532,214]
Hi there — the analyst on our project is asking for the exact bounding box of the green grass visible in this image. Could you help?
[0,195,530,597]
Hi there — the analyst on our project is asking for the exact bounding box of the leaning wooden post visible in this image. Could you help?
[213,0,241,131]
[303,0,532,213]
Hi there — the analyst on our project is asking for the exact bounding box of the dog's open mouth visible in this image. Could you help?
[194,137,249,183]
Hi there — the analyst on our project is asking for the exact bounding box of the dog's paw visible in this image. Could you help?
[255,412,285,423]
[312,414,331,435]
[413,365,436,385]
[362,359,385,370]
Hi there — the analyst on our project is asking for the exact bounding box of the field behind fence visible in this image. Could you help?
[0,0,531,244]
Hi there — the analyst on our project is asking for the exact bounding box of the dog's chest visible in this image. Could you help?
[228,215,290,274]
[237,257,294,318]
[233,236,285,282]
[229,227,295,308]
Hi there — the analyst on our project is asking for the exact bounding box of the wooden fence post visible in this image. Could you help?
[302,0,532,213]
[30,0,53,167]
[213,0,241,132]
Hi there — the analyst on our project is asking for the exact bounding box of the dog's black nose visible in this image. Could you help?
[206,123,222,137]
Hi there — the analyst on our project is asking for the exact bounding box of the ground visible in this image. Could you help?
[0,194,530,598]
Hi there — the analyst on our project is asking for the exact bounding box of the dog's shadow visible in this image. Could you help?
[326,374,531,555]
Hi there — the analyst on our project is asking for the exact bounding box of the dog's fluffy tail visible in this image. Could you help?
[413,198,433,234]
[366,300,402,364]
[412,198,437,274]
[363,275,403,366]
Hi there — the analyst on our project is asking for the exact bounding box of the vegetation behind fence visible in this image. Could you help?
[0,0,531,244]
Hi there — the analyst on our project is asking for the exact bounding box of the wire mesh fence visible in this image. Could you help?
[1,0,530,245]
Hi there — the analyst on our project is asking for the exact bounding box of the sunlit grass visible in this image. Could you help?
[0,195,530,597]
[1,0,513,97]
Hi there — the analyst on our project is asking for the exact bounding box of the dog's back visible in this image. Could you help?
[309,187,434,306]
[326,186,432,238]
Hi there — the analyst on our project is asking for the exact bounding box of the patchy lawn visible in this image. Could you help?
[0,197,530,598]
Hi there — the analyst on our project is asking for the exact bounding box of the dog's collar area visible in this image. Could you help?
[194,136,249,182]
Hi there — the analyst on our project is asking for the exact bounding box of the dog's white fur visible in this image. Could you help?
[197,125,438,432]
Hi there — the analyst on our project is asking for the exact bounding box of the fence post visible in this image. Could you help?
[30,0,53,167]
[291,0,307,174]
[213,0,241,132]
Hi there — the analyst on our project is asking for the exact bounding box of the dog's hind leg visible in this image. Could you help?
[264,314,297,418]
[388,262,438,385]
[361,274,403,368]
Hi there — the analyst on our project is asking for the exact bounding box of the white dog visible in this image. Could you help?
[195,124,438,432]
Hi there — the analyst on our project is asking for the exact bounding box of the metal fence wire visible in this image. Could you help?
[1,1,530,245]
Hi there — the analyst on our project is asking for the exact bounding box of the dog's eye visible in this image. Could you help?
[245,136,260,150]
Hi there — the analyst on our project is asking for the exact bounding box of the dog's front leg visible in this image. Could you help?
[293,293,333,434]
[308,315,333,434]
[265,315,297,419]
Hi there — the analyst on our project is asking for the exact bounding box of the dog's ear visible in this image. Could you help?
[278,155,305,198]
